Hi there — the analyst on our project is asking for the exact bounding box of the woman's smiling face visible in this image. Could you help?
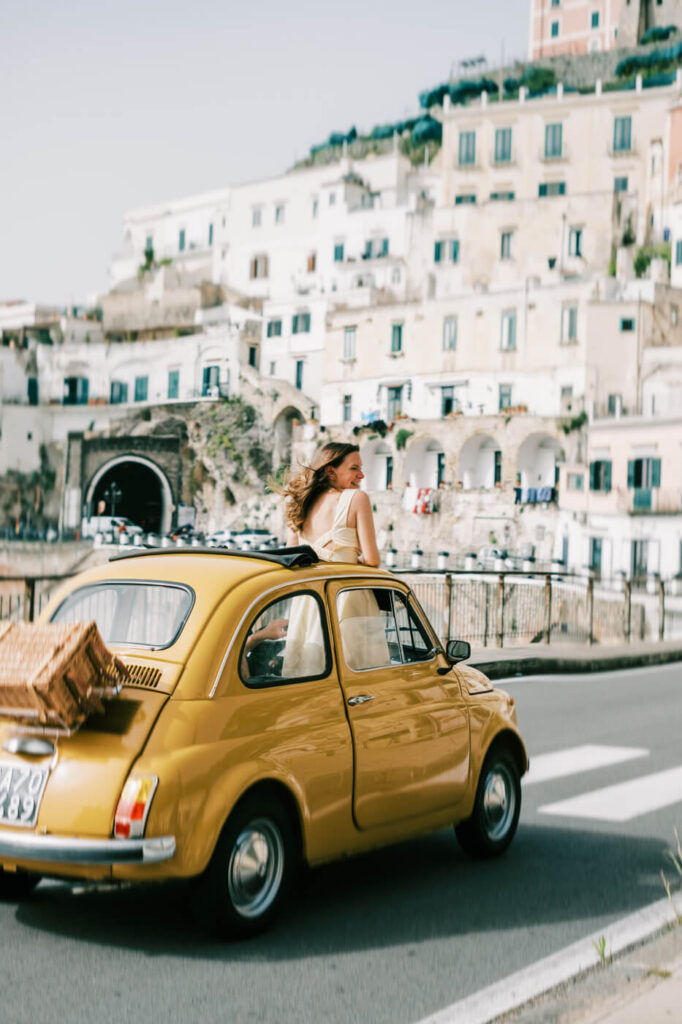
[329,452,364,490]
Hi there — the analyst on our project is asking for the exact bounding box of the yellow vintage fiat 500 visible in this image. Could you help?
[0,547,527,937]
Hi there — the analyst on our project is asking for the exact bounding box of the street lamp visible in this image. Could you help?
[103,482,123,517]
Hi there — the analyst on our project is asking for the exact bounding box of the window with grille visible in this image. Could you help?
[500,310,517,350]
[459,131,476,166]
[494,127,512,163]
[545,123,563,158]
[343,327,356,359]
[442,316,457,350]
[292,312,311,334]
[613,116,632,153]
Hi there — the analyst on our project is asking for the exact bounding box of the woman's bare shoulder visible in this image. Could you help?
[349,488,371,509]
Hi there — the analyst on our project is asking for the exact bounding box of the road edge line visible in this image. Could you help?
[415,894,681,1024]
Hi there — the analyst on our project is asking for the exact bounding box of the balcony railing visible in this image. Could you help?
[608,141,637,158]
[628,488,681,515]
[632,487,652,511]
[489,149,516,167]
[514,486,557,505]
[539,144,569,163]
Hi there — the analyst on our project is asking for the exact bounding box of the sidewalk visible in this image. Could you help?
[469,638,682,681]
[506,924,682,1024]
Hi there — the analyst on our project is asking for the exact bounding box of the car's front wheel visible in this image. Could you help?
[455,745,521,858]
[194,794,296,939]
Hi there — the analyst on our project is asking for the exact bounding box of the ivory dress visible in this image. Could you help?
[282,489,389,676]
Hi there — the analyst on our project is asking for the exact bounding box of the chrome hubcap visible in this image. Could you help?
[227,818,284,919]
[481,763,515,841]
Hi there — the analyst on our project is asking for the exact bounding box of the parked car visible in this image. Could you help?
[233,529,280,551]
[81,516,143,539]
[0,548,527,938]
[476,546,514,570]
[206,530,239,549]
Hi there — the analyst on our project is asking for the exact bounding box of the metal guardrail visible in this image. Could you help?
[394,570,678,648]
[2,568,677,648]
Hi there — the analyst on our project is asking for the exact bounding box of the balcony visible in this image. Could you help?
[489,149,516,168]
[608,141,637,158]
[539,144,569,163]
[632,487,652,511]
[628,488,681,515]
[514,486,557,505]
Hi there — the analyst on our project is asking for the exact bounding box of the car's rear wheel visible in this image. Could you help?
[0,869,40,900]
[455,745,521,858]
[194,794,296,939]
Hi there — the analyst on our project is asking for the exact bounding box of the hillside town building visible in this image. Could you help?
[2,17,682,582]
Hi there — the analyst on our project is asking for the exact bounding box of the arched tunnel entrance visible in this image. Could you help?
[87,457,173,533]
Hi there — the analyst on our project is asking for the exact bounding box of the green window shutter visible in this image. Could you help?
[603,461,612,493]
[652,458,661,487]
[434,241,442,263]
[627,460,635,488]
[589,462,596,490]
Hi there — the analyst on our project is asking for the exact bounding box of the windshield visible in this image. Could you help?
[51,581,195,649]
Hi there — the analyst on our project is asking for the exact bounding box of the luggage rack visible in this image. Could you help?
[1,679,124,739]
[0,622,129,739]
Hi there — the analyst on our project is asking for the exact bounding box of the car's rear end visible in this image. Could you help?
[0,553,272,887]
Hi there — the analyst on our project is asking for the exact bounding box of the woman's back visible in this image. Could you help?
[300,489,359,563]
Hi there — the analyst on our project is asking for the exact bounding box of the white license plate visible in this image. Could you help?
[0,762,49,828]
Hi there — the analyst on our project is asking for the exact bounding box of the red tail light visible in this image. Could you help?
[114,776,158,839]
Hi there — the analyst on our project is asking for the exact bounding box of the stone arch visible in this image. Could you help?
[360,439,394,491]
[403,436,445,489]
[516,432,562,492]
[458,433,501,489]
[273,405,305,471]
[85,454,174,533]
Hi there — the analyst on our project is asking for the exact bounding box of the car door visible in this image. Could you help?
[327,580,470,831]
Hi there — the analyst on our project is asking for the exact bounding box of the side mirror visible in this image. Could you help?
[445,639,471,664]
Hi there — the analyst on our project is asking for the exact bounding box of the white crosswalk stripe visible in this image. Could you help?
[538,765,682,822]
[523,744,649,786]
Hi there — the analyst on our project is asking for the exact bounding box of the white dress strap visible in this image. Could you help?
[333,489,355,528]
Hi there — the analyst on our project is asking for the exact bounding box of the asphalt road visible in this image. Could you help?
[2,663,681,1024]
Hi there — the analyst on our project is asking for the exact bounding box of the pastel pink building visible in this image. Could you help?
[529,0,624,59]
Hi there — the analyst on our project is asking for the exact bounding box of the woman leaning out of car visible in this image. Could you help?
[276,443,386,675]
[280,442,380,567]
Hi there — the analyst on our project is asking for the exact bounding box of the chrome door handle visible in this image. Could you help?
[347,695,375,707]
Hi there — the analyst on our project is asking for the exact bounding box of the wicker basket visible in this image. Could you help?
[0,621,129,731]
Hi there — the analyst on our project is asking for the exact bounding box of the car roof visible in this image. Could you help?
[45,547,396,614]
[39,548,400,669]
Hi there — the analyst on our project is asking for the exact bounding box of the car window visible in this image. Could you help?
[240,591,330,688]
[51,581,194,649]
[336,588,436,672]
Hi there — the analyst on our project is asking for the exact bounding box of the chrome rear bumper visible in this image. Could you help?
[0,831,175,865]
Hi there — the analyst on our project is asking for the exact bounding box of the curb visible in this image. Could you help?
[469,644,682,681]
[415,895,682,1024]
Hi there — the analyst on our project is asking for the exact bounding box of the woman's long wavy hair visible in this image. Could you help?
[281,442,360,536]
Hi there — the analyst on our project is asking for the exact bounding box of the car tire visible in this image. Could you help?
[194,794,296,939]
[455,745,521,859]
[0,869,40,900]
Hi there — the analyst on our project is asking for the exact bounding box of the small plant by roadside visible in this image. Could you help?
[592,934,612,966]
